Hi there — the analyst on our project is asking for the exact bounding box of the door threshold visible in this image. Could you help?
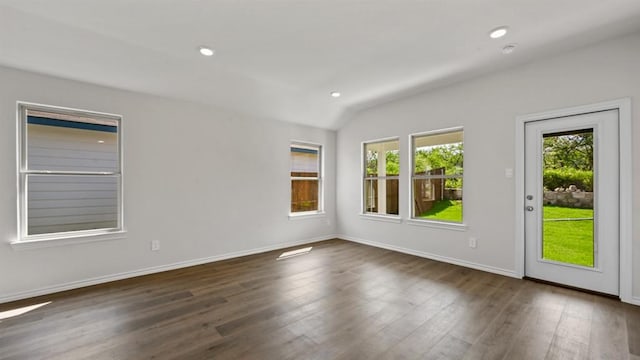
[523,276,620,300]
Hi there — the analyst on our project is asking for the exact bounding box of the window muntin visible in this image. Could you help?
[290,143,322,213]
[363,139,399,216]
[18,103,122,239]
[411,129,463,223]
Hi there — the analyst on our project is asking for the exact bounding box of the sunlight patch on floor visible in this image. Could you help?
[277,246,313,260]
[0,301,52,322]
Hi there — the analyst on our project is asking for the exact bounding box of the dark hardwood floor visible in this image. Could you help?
[1,239,639,359]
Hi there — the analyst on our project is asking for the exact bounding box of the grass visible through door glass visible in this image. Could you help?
[543,205,594,267]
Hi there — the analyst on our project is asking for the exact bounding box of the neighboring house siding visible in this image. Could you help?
[27,121,118,235]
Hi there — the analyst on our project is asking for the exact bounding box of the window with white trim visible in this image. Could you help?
[363,139,399,216]
[290,143,322,214]
[17,102,123,241]
[411,129,463,223]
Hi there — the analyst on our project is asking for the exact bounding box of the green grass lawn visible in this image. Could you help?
[543,205,594,267]
[419,200,462,222]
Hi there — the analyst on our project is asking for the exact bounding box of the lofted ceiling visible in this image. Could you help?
[1,1,640,130]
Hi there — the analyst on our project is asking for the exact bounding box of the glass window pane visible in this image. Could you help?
[364,140,399,177]
[542,129,594,267]
[27,174,119,235]
[291,179,319,212]
[412,130,463,222]
[413,131,463,175]
[290,143,321,213]
[363,178,399,215]
[363,139,399,215]
[26,111,119,172]
[414,178,463,222]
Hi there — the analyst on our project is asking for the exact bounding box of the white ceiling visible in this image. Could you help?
[2,1,640,130]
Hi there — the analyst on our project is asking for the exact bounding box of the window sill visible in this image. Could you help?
[359,214,403,224]
[10,230,127,250]
[288,212,326,220]
[406,219,467,231]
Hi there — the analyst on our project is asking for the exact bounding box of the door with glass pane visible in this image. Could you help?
[524,110,619,295]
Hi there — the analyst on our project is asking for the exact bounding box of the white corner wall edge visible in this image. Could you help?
[0,234,337,304]
[339,235,520,279]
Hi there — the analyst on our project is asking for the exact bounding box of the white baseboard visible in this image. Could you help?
[0,234,337,304]
[339,234,520,279]
[628,297,640,306]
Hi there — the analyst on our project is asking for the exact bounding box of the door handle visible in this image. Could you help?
[526,206,534,211]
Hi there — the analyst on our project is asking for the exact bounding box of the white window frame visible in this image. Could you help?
[407,127,467,231]
[360,137,401,222]
[289,141,324,219]
[13,102,125,249]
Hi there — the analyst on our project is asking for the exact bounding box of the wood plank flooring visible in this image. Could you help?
[1,239,639,359]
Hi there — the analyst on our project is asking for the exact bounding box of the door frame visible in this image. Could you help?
[515,98,632,303]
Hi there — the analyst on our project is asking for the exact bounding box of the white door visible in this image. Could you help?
[524,110,619,295]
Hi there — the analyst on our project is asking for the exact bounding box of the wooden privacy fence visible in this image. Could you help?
[291,175,319,212]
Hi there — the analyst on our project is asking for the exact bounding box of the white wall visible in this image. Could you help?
[337,32,640,298]
[0,66,336,302]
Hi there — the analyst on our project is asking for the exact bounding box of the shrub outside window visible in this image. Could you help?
[363,139,399,216]
[411,129,463,223]
[290,143,322,214]
[17,102,123,241]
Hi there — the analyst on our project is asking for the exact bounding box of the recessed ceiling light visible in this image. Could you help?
[502,44,517,54]
[489,26,508,39]
[199,46,215,56]
[330,91,341,98]
[97,140,105,144]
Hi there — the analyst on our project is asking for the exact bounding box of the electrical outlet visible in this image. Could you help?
[151,240,160,251]
[469,237,477,249]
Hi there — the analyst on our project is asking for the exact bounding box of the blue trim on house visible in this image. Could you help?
[27,116,118,133]
[291,147,318,154]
